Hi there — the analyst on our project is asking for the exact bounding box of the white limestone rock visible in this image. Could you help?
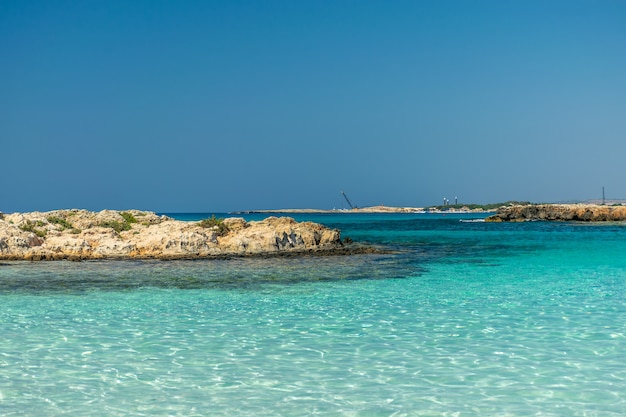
[0,210,343,260]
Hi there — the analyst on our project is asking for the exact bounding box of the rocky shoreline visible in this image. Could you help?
[0,210,356,261]
[485,204,626,222]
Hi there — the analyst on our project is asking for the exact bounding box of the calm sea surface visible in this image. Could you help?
[1,213,626,416]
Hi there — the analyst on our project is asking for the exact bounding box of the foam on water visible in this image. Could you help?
[1,214,626,416]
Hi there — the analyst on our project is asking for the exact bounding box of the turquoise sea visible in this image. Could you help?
[1,213,626,416]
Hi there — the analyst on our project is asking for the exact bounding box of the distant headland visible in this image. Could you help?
[232,203,503,215]
[0,210,365,261]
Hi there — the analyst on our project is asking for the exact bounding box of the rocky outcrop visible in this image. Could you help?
[0,210,347,260]
[485,204,626,222]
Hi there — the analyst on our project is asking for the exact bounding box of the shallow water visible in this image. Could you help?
[1,213,626,416]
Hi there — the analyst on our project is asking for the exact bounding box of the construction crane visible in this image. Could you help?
[341,191,356,209]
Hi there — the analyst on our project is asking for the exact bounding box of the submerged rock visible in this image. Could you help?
[0,210,346,260]
[485,204,626,222]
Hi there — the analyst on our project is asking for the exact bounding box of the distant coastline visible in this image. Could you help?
[233,201,626,222]
[232,205,495,215]
[234,201,626,219]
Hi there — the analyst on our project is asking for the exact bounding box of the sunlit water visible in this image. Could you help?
[1,213,626,416]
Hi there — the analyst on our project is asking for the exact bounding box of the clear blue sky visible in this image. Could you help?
[2,1,625,212]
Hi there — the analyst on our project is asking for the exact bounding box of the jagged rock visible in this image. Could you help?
[485,204,626,222]
[0,210,345,260]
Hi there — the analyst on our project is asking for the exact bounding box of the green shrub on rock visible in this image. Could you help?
[47,216,82,234]
[120,212,138,224]
[198,215,230,236]
[19,220,47,237]
[98,212,140,233]
[99,220,132,233]
[47,216,73,230]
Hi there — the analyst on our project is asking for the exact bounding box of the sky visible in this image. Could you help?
[1,1,625,212]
